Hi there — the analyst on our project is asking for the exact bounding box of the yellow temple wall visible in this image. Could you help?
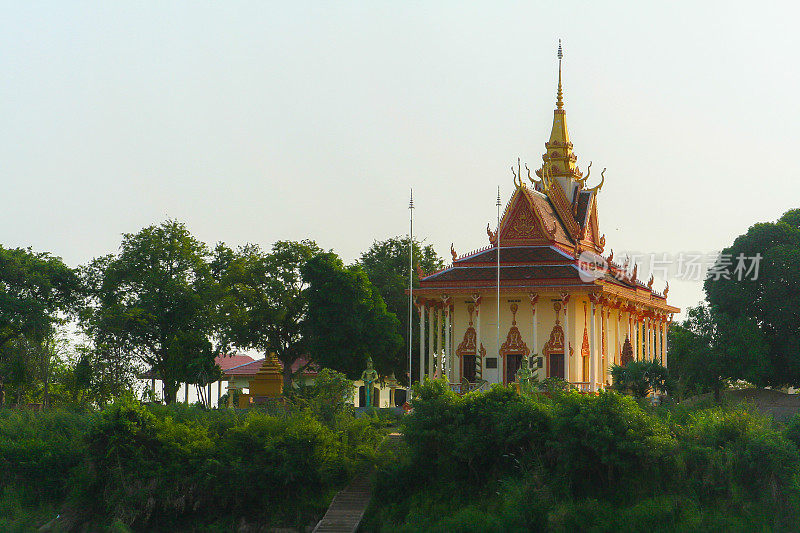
[447,291,666,389]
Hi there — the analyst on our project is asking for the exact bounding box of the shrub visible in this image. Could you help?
[293,368,354,425]
[60,398,386,530]
[611,360,672,397]
[546,391,676,497]
[678,406,800,508]
[0,407,93,504]
[403,381,552,483]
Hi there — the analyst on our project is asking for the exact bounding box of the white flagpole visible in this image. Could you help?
[408,189,414,401]
[496,186,501,368]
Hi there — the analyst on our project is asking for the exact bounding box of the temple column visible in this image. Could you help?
[614,308,620,366]
[561,293,571,382]
[436,306,444,378]
[529,293,539,375]
[649,316,654,361]
[635,315,640,360]
[603,307,609,385]
[656,316,662,364]
[444,301,452,382]
[474,296,482,380]
[589,298,597,393]
[645,316,650,360]
[664,318,670,366]
[627,312,632,349]
[418,301,425,382]
[428,305,435,378]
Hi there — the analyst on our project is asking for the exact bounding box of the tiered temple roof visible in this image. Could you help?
[416,44,678,314]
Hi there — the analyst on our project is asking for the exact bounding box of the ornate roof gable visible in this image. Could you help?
[497,187,557,245]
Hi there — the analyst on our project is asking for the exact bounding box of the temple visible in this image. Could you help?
[414,44,679,392]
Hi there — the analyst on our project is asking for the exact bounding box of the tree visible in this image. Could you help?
[302,252,403,380]
[668,303,768,401]
[214,240,322,393]
[82,220,220,404]
[0,246,80,405]
[610,360,672,397]
[704,208,800,387]
[358,237,444,384]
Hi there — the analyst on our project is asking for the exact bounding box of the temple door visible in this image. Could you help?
[549,353,565,379]
[462,355,476,382]
[506,354,522,384]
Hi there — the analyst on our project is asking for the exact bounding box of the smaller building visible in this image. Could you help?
[142,353,254,407]
[223,356,406,408]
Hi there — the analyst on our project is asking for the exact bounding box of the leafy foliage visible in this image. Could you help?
[214,240,322,392]
[0,398,387,530]
[82,221,220,404]
[669,303,768,399]
[704,208,800,387]
[358,237,444,384]
[302,252,403,380]
[366,380,800,531]
[0,246,80,405]
[293,368,354,425]
[610,360,672,397]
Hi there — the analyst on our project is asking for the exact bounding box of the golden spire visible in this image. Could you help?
[537,39,578,183]
[556,39,564,110]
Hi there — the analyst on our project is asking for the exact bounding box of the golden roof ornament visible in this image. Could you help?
[557,40,564,109]
[538,40,580,186]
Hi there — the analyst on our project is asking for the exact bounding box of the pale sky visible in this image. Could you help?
[3,2,799,318]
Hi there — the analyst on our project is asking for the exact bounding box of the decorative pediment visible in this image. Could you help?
[498,188,557,245]
[500,304,530,357]
[543,323,565,355]
[456,326,478,356]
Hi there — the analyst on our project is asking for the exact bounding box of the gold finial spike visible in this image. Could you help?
[556,39,564,110]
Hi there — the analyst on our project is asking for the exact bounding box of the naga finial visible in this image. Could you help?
[576,161,591,184]
[451,243,457,262]
[486,223,497,244]
[663,281,670,297]
[526,163,542,189]
[586,167,606,193]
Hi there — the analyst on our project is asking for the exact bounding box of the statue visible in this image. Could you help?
[360,357,378,408]
[515,354,536,396]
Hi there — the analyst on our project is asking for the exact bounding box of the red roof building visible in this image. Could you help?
[413,49,679,392]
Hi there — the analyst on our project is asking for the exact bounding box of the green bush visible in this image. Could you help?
[546,391,675,497]
[678,406,800,509]
[611,360,672,397]
[403,381,552,483]
[0,407,93,504]
[0,397,388,530]
[368,381,800,530]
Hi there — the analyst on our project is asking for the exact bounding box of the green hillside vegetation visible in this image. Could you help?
[364,380,800,532]
[0,398,390,531]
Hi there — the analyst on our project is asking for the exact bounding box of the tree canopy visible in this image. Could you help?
[215,240,322,391]
[358,237,443,384]
[302,252,403,380]
[0,246,80,405]
[82,220,220,404]
[0,246,79,350]
[669,303,768,399]
[704,208,800,387]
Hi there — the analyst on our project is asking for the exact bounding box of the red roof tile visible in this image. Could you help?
[215,353,255,371]
[223,356,319,377]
